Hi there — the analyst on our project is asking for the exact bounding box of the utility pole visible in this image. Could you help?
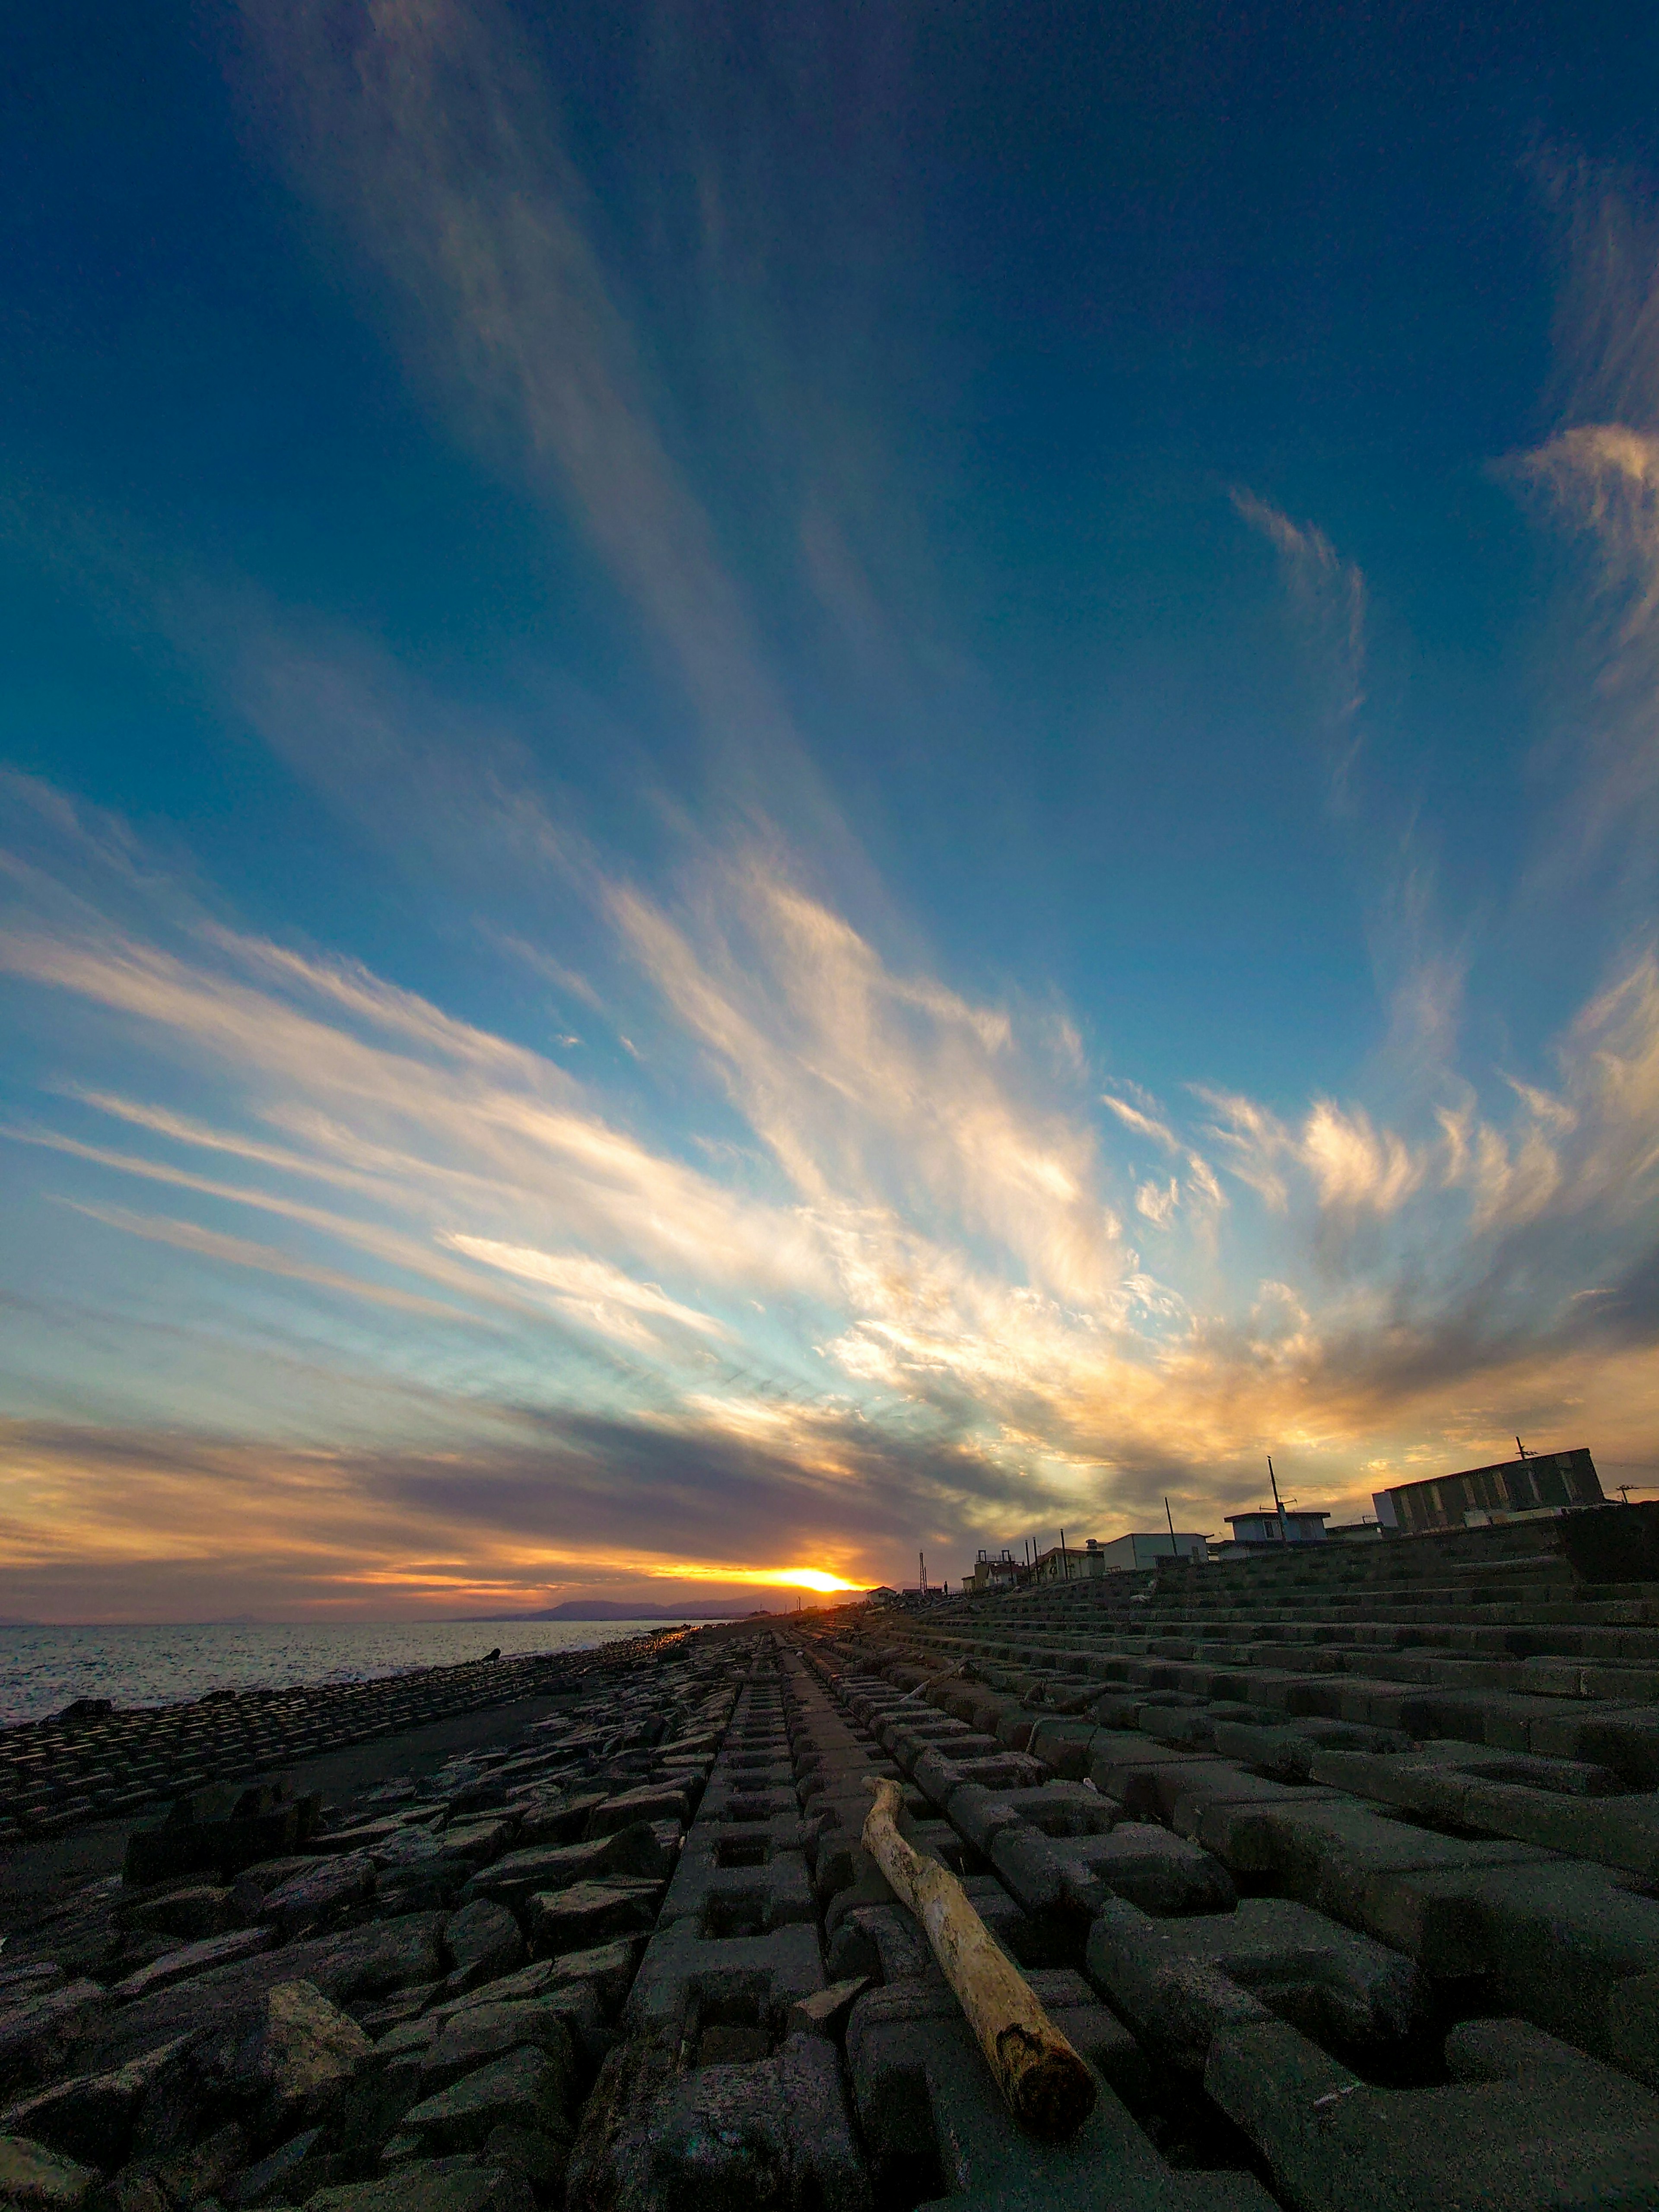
[1268,1456,1289,1545]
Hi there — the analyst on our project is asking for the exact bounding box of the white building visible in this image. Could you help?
[1218,1508,1330,1549]
[1030,1532,1207,1580]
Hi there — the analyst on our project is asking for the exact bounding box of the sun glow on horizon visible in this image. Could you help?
[642,1561,864,1593]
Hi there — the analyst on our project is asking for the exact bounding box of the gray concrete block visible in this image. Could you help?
[1205,2013,1659,2212]
[1085,1896,1422,2067]
[845,1979,1272,2209]
[826,1904,938,1988]
[566,2027,871,2211]
[623,1916,825,2045]
[1453,1856,1659,2064]
[1309,1746,1659,1878]
[660,1831,816,1934]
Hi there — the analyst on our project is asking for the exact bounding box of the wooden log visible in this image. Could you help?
[862,1775,1096,2140]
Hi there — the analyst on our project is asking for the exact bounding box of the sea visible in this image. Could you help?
[0,1619,731,1727]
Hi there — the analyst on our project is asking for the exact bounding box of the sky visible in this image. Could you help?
[3,0,1659,1622]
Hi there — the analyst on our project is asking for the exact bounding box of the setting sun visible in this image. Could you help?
[639,1560,864,1594]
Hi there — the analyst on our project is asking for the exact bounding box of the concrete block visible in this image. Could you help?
[1529,1707,1659,1786]
[1026,1719,1102,1776]
[944,1781,1102,1858]
[623,1916,825,2046]
[660,1836,816,1934]
[1060,1825,1237,1917]
[566,2027,871,2212]
[1167,1770,1344,1847]
[1086,1743,1224,1818]
[1211,1719,1414,1782]
[911,1748,1049,1804]
[1205,2013,1659,2212]
[826,1904,938,1988]
[1086,1896,1422,2068]
[1607,1970,1659,2089]
[845,1977,1272,2209]
[1452,1856,1659,2063]
[1309,1746,1659,1879]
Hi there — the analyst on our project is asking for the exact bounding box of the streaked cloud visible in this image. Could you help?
[1102,1092,1179,1152]
[444,1236,730,1348]
[1232,488,1367,808]
[63,1201,480,1322]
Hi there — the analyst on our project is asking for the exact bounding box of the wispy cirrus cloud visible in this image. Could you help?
[1232,487,1367,811]
[1101,1092,1179,1152]
[444,1236,731,1348]
[235,0,847,860]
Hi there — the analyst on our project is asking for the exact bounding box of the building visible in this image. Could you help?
[1373,1448,1602,1536]
[965,1548,1025,1594]
[1029,1532,1207,1581]
[1218,1508,1330,1550]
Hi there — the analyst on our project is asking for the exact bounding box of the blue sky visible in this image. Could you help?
[2,0,1658,1619]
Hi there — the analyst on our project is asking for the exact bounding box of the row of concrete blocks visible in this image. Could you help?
[564,1659,866,2208]
[848,1632,1659,1892]
[898,1620,1659,1778]
[560,1641,1280,2209]
[838,1629,1659,2075]
[802,1634,1659,2210]
[0,1647,671,1842]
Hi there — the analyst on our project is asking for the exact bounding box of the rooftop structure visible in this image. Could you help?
[1220,1507,1330,1548]
[1033,1531,1208,1578]
[965,1547,1025,1594]
[1374,1446,1602,1536]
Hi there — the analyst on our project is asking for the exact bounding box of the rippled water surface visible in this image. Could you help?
[0,1619,732,1725]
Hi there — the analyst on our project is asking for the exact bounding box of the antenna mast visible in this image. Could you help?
[1268,1456,1289,1544]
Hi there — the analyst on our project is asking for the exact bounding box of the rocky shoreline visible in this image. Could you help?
[0,1625,744,2212]
[0,1646,659,1848]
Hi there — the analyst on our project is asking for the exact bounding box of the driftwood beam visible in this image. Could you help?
[861,1774,1097,2140]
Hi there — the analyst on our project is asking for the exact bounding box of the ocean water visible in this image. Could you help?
[0,1618,729,1727]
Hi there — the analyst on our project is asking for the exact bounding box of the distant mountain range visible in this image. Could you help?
[469,1600,788,1622]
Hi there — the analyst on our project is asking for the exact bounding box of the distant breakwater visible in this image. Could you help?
[0,1634,689,1849]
